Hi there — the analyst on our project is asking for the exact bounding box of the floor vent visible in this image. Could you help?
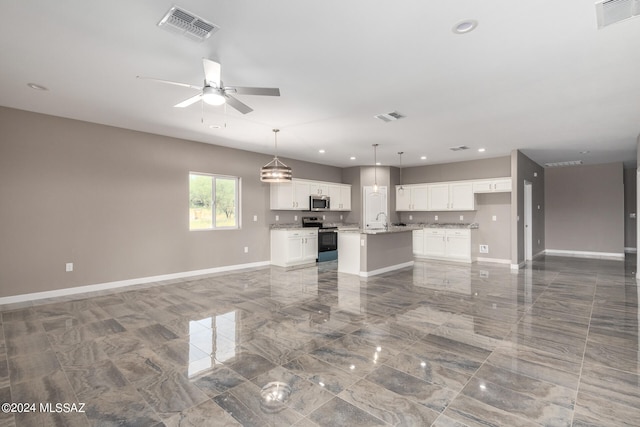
[449,145,470,151]
[158,6,219,41]
[374,111,405,122]
[544,160,583,167]
[596,0,640,28]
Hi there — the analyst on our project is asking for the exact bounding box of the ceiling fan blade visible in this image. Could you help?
[202,58,221,87]
[136,76,201,90]
[174,93,203,108]
[224,94,253,114]
[229,86,280,96]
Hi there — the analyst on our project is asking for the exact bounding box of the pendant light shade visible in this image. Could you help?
[261,129,292,182]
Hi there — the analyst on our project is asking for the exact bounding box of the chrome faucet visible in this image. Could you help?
[375,212,388,230]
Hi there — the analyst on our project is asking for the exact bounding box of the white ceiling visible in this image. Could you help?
[2,1,639,168]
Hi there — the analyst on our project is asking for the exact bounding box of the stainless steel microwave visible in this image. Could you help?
[310,195,330,211]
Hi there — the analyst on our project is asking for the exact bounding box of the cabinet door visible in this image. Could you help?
[340,185,351,211]
[287,234,303,263]
[396,185,412,211]
[493,178,512,192]
[412,230,424,256]
[293,181,310,210]
[428,184,449,211]
[303,234,318,261]
[424,229,446,256]
[450,182,474,210]
[445,230,470,260]
[412,185,429,210]
[472,180,493,193]
[328,184,342,210]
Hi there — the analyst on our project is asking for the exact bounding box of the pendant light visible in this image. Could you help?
[398,151,404,192]
[261,129,292,182]
[372,143,379,193]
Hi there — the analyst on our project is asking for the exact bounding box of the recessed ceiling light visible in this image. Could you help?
[453,20,478,34]
[27,83,48,91]
[478,148,486,153]
[318,149,325,154]
[208,124,221,129]
[350,156,356,160]
[420,156,427,160]
[580,150,590,154]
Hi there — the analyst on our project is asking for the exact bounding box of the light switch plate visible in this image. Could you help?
[65,262,73,272]
[492,215,497,221]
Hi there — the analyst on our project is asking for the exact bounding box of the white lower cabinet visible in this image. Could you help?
[413,228,472,262]
[271,229,318,267]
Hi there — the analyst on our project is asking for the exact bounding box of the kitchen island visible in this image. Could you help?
[338,227,417,277]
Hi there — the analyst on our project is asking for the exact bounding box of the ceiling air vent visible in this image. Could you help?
[544,160,583,168]
[374,111,405,122]
[158,6,219,41]
[596,0,640,28]
[449,145,470,151]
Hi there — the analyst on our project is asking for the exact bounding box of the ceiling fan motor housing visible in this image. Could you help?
[202,86,225,105]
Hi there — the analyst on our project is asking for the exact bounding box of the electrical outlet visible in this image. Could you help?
[275,215,279,221]
[322,215,326,220]
[294,215,298,221]
[409,215,413,220]
[340,215,343,220]
[65,262,73,272]
[435,215,438,221]
[492,215,497,221]
[253,215,258,222]
[459,215,464,221]
[479,245,489,253]
[244,247,249,253]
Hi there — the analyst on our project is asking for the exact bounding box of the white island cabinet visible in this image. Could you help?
[413,228,473,263]
[271,229,318,267]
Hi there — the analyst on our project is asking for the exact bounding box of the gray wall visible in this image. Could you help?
[545,162,624,255]
[623,168,637,250]
[397,156,512,261]
[511,150,546,265]
[0,107,342,298]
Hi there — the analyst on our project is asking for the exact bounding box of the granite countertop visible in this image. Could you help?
[419,223,479,229]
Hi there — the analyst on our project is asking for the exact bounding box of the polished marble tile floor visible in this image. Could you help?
[1,255,639,426]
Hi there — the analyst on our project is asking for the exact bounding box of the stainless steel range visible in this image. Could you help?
[302,217,337,262]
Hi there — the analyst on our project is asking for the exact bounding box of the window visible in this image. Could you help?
[189,173,240,230]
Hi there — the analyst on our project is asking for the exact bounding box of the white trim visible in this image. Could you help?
[510,261,526,270]
[0,261,271,306]
[360,261,414,277]
[475,257,511,265]
[544,249,624,260]
[624,247,637,253]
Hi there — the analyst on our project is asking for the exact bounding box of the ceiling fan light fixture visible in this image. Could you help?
[261,129,292,183]
[202,87,226,105]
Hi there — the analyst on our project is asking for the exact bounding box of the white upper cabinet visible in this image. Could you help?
[395,184,428,211]
[427,182,474,211]
[271,179,351,211]
[472,177,512,193]
[328,183,352,211]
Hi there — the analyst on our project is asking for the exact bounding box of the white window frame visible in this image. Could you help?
[189,172,241,231]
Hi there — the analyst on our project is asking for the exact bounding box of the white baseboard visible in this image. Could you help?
[360,261,414,277]
[0,261,271,306]
[624,247,637,254]
[510,261,526,270]
[544,249,625,260]
[475,257,511,265]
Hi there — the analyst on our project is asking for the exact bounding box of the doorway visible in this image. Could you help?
[363,186,387,229]
[524,180,533,261]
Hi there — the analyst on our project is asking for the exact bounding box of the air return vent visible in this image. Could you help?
[449,145,470,151]
[374,111,405,122]
[544,160,583,167]
[158,6,219,41]
[596,0,640,28]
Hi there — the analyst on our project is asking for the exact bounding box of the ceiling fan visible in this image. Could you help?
[138,58,280,114]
